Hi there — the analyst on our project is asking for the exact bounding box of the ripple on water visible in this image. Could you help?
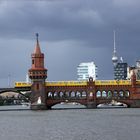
[0,105,140,140]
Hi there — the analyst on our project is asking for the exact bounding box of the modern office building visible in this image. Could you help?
[114,62,128,80]
[77,62,98,81]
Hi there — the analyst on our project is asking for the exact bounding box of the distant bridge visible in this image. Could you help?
[0,87,31,102]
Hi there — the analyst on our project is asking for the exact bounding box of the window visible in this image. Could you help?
[32,60,34,64]
[36,84,39,90]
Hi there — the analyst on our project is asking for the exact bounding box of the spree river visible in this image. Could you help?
[0,105,140,140]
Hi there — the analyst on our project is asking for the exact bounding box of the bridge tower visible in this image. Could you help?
[131,70,136,88]
[86,77,96,108]
[28,33,47,110]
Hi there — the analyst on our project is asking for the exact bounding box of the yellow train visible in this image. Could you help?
[45,81,87,86]
[95,80,131,86]
[15,80,132,88]
[15,82,31,88]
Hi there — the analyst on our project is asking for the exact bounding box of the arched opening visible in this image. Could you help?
[75,91,81,98]
[96,91,101,98]
[107,91,112,98]
[113,90,118,98]
[102,91,107,98]
[119,90,124,98]
[81,91,87,98]
[59,92,64,98]
[89,92,93,97]
[125,90,130,97]
[65,92,70,98]
[70,91,75,98]
[54,92,58,99]
[48,92,53,98]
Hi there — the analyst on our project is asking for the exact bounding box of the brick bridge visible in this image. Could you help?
[7,34,140,110]
[15,73,140,110]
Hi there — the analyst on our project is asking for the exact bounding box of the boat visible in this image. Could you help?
[21,102,30,107]
[111,100,124,106]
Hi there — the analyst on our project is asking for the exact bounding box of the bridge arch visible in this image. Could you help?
[0,90,30,100]
[47,100,87,109]
[96,100,130,108]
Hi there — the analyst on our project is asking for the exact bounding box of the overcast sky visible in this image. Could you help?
[0,0,140,87]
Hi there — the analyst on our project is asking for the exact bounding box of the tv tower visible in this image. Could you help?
[112,30,118,66]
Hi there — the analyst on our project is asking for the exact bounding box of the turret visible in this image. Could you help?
[131,70,136,87]
[28,33,47,110]
[29,33,47,79]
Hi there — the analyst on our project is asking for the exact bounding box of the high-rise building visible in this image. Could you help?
[114,62,128,80]
[77,62,98,81]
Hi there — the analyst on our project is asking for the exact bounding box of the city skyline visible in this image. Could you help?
[0,0,140,87]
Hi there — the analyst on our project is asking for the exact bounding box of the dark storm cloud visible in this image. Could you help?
[0,0,140,86]
[0,0,140,45]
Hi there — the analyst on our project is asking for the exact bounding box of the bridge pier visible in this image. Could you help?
[86,102,97,109]
[31,103,47,110]
[129,100,140,108]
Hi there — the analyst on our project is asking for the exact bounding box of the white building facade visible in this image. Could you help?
[127,60,140,80]
[77,62,98,81]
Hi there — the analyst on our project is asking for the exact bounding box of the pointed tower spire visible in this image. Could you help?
[34,33,41,54]
[112,30,118,66]
[36,33,39,42]
[30,33,47,69]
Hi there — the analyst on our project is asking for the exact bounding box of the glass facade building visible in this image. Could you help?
[114,63,127,80]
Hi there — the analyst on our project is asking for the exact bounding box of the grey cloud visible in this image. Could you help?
[0,0,140,86]
[0,0,140,43]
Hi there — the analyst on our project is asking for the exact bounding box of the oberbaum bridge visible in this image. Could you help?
[1,34,140,110]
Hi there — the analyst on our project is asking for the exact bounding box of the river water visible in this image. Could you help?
[0,105,140,140]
